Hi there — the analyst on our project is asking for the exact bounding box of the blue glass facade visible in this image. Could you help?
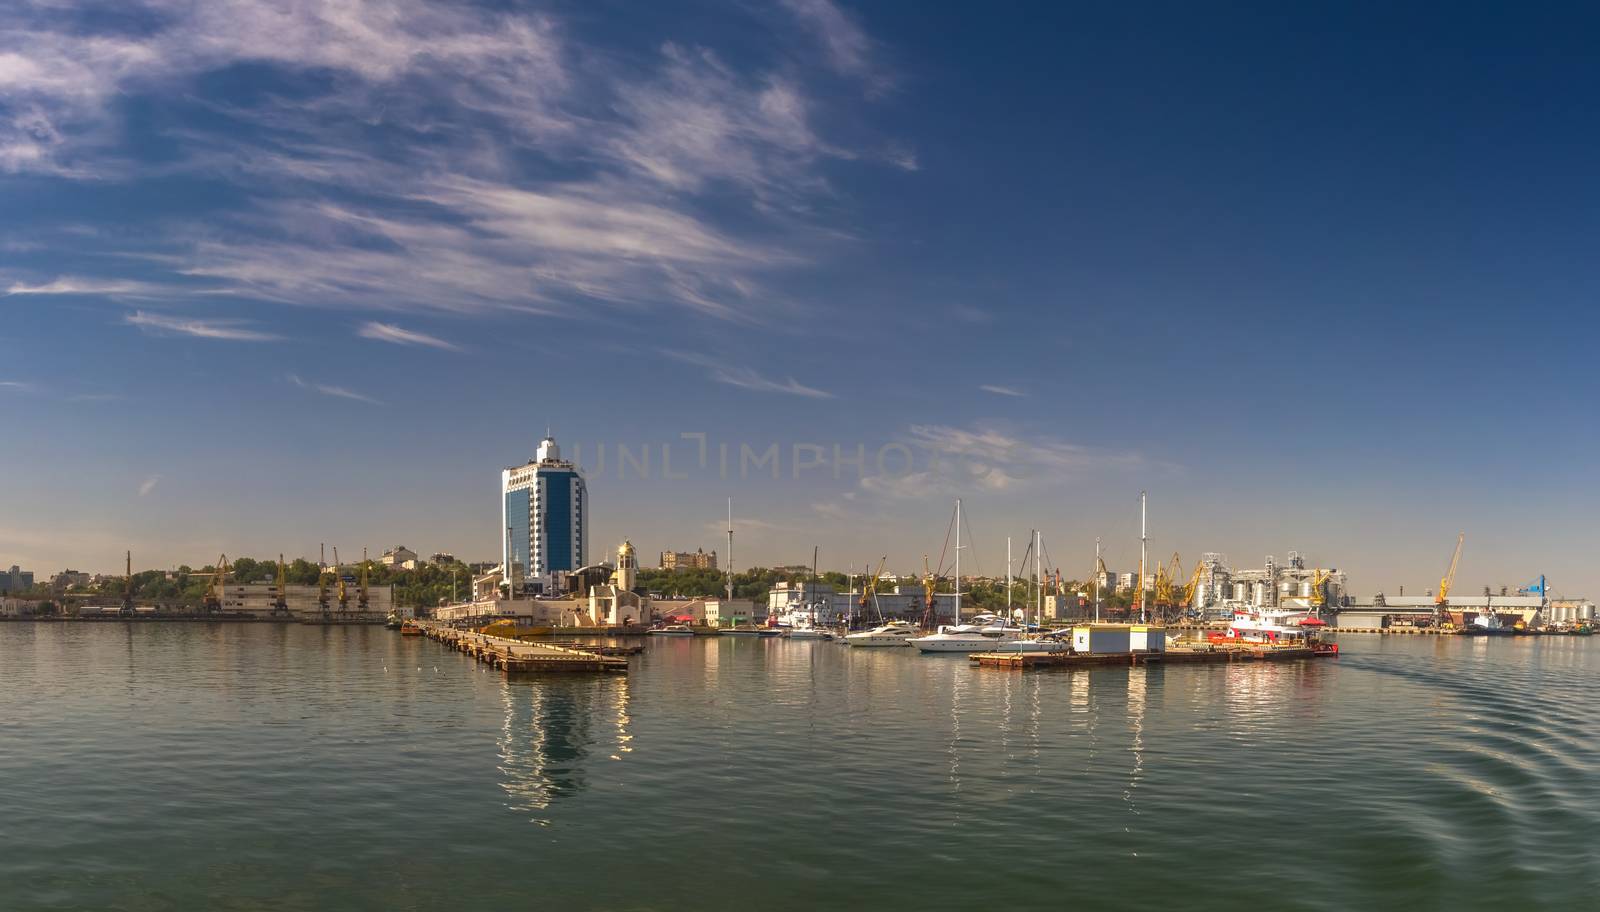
[505,488,531,587]
[543,469,574,572]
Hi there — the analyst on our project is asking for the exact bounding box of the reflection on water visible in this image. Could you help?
[496,675,632,824]
[1125,669,1146,830]
[8,627,1600,911]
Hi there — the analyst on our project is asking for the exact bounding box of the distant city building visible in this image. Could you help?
[0,565,34,594]
[704,597,756,627]
[212,584,398,618]
[471,568,503,602]
[590,541,650,625]
[379,546,420,570]
[659,548,717,571]
[1116,572,1136,592]
[502,434,588,593]
[50,569,90,591]
[429,552,457,564]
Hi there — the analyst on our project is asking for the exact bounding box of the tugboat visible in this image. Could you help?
[1462,611,1515,636]
[1208,608,1339,654]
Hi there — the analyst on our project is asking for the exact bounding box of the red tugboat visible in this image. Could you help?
[1208,608,1339,656]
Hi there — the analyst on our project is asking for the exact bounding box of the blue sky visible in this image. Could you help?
[3,1,1598,597]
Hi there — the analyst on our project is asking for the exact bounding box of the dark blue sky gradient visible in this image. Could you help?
[2,1,1597,595]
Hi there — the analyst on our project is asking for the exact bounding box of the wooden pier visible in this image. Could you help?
[970,644,1333,669]
[411,621,629,673]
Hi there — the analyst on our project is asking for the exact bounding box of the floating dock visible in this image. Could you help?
[970,643,1335,669]
[411,621,629,673]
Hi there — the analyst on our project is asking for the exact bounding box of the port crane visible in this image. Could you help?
[1436,533,1464,624]
[1183,561,1207,616]
[202,555,229,614]
[120,550,135,616]
[857,556,888,625]
[920,554,940,630]
[1311,568,1330,611]
[273,554,290,616]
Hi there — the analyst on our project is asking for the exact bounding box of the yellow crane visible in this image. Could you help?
[334,547,348,614]
[1183,561,1206,609]
[857,556,888,620]
[1311,568,1330,609]
[1437,533,1464,607]
[202,555,229,614]
[273,554,289,616]
[921,554,939,629]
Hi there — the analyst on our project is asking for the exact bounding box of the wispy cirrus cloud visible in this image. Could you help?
[6,277,162,296]
[779,0,893,94]
[0,0,909,326]
[979,384,1026,397]
[357,321,460,351]
[286,373,380,405]
[138,475,160,497]
[858,423,1152,499]
[124,310,281,341]
[0,380,36,392]
[663,350,834,399]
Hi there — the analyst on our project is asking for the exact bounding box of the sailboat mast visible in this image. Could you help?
[1094,537,1102,623]
[1006,537,1012,619]
[1036,529,1043,627]
[954,498,963,624]
[811,545,819,625]
[726,498,734,604]
[1139,491,1148,624]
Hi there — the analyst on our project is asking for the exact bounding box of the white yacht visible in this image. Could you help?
[785,622,834,640]
[908,614,1023,653]
[649,624,695,637]
[843,621,920,647]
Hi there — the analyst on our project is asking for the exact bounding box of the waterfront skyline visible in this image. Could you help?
[5,2,1600,596]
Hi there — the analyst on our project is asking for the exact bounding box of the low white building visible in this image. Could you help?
[380,546,420,570]
[216,583,397,618]
[433,598,589,626]
[704,598,756,627]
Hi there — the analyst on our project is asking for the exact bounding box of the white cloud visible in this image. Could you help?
[664,350,834,399]
[357,321,460,351]
[7,277,160,296]
[124,310,281,341]
[138,475,160,497]
[286,373,380,405]
[979,384,1025,397]
[779,0,885,88]
[0,380,35,392]
[858,423,1149,499]
[0,0,905,324]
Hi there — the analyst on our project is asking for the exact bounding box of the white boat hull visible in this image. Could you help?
[909,635,1018,653]
[843,635,914,647]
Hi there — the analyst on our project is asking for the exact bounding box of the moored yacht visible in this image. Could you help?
[649,624,696,637]
[908,614,1023,653]
[843,621,919,647]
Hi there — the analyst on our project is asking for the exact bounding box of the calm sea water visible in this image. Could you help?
[3,624,1597,911]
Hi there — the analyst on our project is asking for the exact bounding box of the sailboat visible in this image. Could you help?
[909,499,1023,653]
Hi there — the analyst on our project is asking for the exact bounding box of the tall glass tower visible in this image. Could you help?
[501,435,587,593]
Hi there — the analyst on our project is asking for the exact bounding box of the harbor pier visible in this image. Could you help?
[412,621,629,673]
